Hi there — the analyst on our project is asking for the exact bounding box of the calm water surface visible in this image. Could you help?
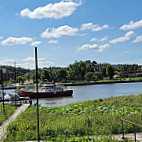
[31,82,142,107]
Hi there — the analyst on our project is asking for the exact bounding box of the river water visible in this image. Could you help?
[29,82,142,107]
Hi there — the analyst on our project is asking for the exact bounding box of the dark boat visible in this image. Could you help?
[20,83,73,98]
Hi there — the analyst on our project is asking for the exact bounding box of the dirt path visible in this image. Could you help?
[0,104,30,141]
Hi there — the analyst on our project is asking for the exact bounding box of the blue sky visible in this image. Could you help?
[0,0,142,69]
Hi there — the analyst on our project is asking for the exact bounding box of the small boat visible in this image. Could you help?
[20,83,73,98]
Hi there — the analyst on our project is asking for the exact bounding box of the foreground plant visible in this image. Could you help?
[4,94,142,141]
[0,105,15,126]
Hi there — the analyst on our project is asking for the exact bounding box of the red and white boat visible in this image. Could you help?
[20,83,73,98]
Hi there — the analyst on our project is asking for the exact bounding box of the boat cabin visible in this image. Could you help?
[41,84,63,93]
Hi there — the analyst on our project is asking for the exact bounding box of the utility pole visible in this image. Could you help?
[35,47,40,142]
[1,67,5,114]
[14,62,16,108]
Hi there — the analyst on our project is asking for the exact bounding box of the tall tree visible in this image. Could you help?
[93,71,103,80]
[67,68,75,80]
[69,61,86,80]
[84,72,93,81]
[55,68,67,82]
[25,73,31,81]
[41,69,52,82]
[86,64,94,73]
[106,65,114,79]
[101,67,107,77]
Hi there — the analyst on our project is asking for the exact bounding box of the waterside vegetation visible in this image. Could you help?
[3,61,142,85]
[0,105,15,126]
[4,94,142,141]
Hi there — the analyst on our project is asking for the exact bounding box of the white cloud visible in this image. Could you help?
[22,57,35,61]
[48,40,58,44]
[18,63,35,69]
[90,36,108,42]
[0,58,54,69]
[81,22,109,31]
[97,43,110,52]
[100,36,108,41]
[20,60,54,69]
[120,20,142,30]
[22,57,45,62]
[77,42,110,52]
[77,43,98,51]
[92,24,109,32]
[90,38,97,42]
[80,23,94,30]
[20,0,82,19]
[1,37,33,45]
[110,37,129,44]
[0,36,3,40]
[109,31,134,44]
[41,25,78,38]
[31,41,42,46]
[133,35,142,43]
[0,59,15,66]
[125,31,134,37]
[39,61,54,67]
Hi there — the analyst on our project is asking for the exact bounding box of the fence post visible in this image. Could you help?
[121,120,124,139]
[122,108,125,140]
[133,125,136,142]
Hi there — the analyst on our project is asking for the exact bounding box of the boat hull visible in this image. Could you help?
[20,90,73,98]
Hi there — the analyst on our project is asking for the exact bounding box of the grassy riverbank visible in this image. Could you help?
[97,77,142,83]
[58,77,142,86]
[0,105,15,126]
[4,95,142,141]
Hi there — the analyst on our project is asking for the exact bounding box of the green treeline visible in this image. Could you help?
[3,61,140,84]
[31,61,138,83]
[24,61,113,83]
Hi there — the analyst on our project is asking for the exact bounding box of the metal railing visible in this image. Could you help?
[121,118,142,142]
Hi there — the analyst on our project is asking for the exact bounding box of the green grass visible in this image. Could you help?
[0,105,15,126]
[97,77,142,83]
[4,95,142,141]
[41,136,132,142]
[124,77,142,81]
[97,78,121,82]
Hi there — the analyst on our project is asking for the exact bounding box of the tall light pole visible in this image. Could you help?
[35,47,40,142]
